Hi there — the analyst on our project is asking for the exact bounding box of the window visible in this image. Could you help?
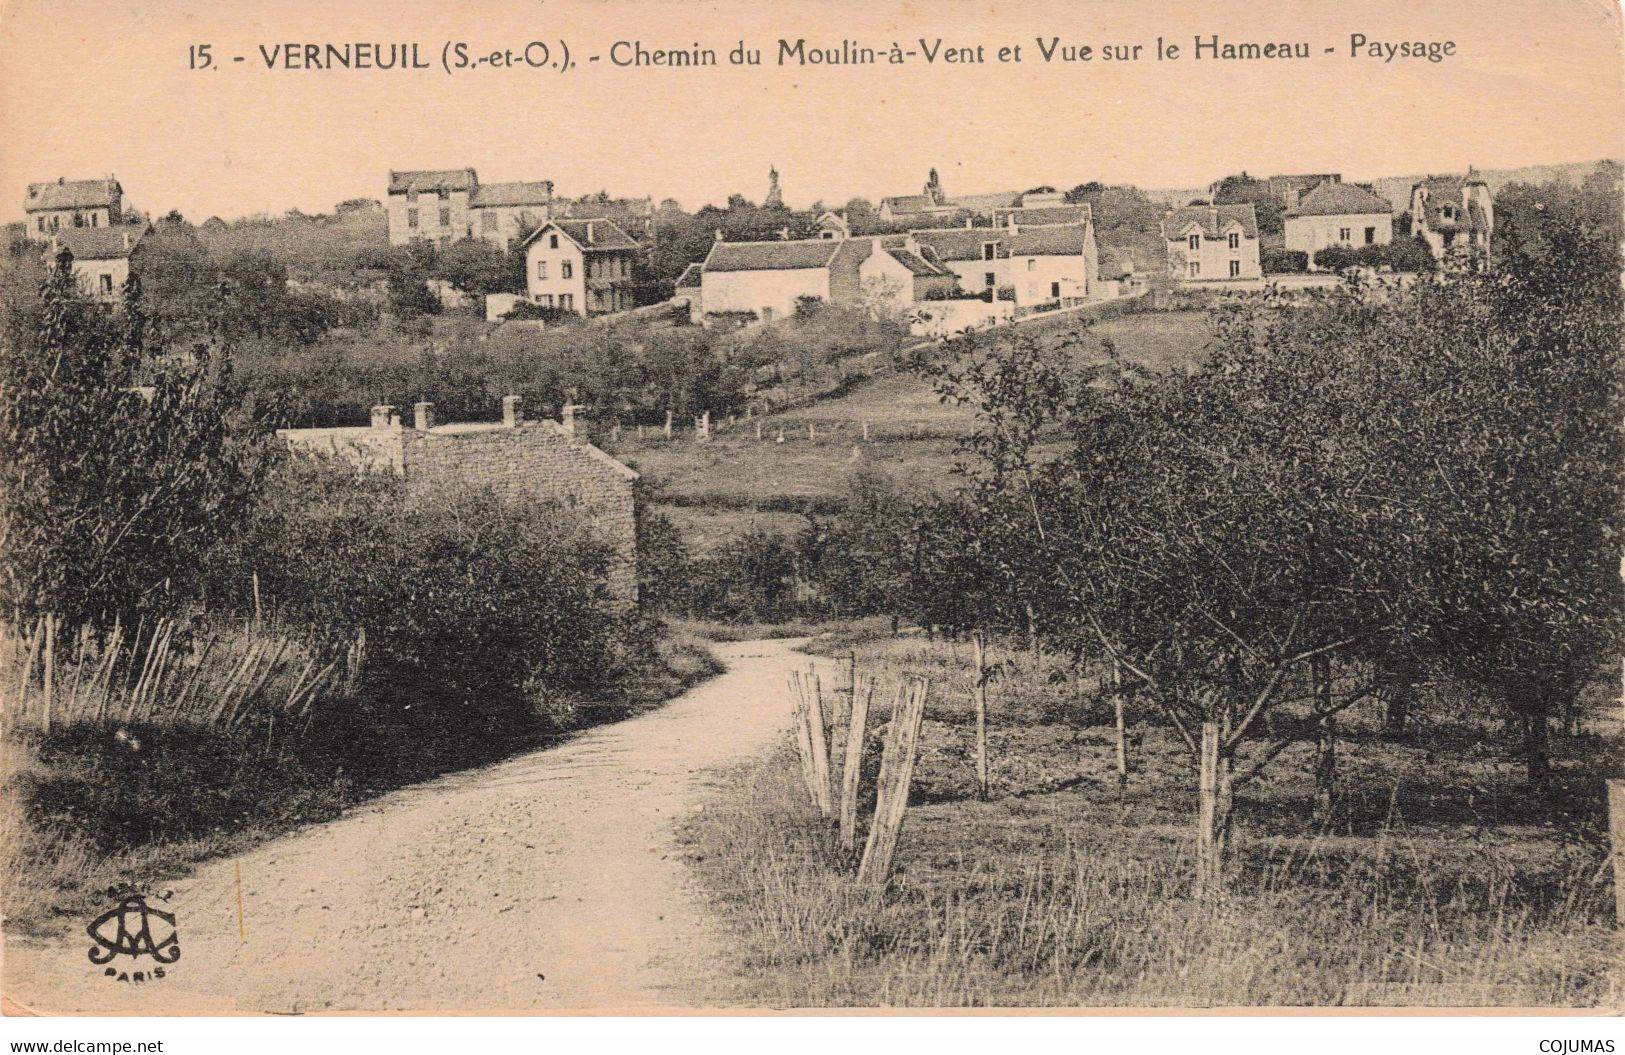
[1228,232,1239,250]
[1441,205,1454,220]
[73,213,84,227]
[1364,226,1377,245]
[89,214,99,227]
[539,294,553,307]
[536,261,547,280]
[1229,260,1241,278]
[1339,227,1351,242]
[984,272,996,287]
[1188,261,1200,277]
[1026,259,1036,272]
[407,208,419,228]
[549,234,559,249]
[982,242,997,261]
[438,207,451,227]
[99,274,113,294]
[562,261,573,280]
[1050,282,1060,298]
[1188,233,1200,251]
[36,218,44,232]
[560,294,573,310]
[482,211,496,231]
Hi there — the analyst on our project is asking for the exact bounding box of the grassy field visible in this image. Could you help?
[680,631,1620,1008]
[618,310,1211,549]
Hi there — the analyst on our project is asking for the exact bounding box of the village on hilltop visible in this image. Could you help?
[16,159,1497,334]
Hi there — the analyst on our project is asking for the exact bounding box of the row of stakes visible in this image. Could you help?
[788,667,930,886]
[610,412,876,445]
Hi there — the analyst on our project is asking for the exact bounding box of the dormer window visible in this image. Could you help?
[1188,233,1200,251]
[1228,232,1240,250]
[549,234,559,249]
[982,242,997,261]
[1441,204,1455,220]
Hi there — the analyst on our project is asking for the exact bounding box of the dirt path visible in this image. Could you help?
[5,638,825,1014]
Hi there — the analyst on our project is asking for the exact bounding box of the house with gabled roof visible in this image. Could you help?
[522,218,639,316]
[1409,172,1493,268]
[1284,181,1394,268]
[698,236,872,322]
[1162,204,1262,281]
[47,224,149,303]
[856,236,958,310]
[25,177,123,236]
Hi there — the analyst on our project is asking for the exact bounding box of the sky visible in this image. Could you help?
[0,0,1621,221]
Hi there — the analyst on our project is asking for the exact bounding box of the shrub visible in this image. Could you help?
[210,458,653,754]
[1262,248,1308,274]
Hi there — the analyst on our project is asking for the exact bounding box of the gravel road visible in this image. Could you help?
[5,638,822,1014]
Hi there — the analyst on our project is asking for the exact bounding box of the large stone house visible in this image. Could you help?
[521,218,639,316]
[386,168,555,249]
[1409,172,1494,267]
[48,225,148,303]
[1284,181,1393,268]
[279,396,639,605]
[1162,204,1262,281]
[25,177,124,236]
[911,212,1099,308]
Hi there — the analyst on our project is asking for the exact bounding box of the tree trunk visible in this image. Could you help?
[1312,655,1336,827]
[1195,718,1233,899]
[1523,710,1550,784]
[1111,659,1128,792]
[971,629,990,801]
[1384,682,1411,736]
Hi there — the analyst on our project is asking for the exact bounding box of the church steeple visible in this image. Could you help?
[924,167,945,206]
[765,165,784,210]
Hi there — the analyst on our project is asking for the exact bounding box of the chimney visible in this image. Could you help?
[502,394,523,427]
[714,228,724,242]
[413,401,434,431]
[122,231,131,251]
[370,404,396,430]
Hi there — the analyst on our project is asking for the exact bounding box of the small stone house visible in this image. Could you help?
[386,168,556,249]
[1284,181,1394,268]
[49,225,149,302]
[1162,204,1263,281]
[279,396,639,606]
[1409,172,1494,267]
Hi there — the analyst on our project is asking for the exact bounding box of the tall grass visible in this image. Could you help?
[1,613,357,738]
[684,750,1616,1007]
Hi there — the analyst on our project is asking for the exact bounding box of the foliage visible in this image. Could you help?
[0,258,267,631]
[1261,248,1308,274]
[1210,173,1285,236]
[208,458,654,743]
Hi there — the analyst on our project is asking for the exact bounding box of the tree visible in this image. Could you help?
[0,254,267,631]
[1211,173,1285,236]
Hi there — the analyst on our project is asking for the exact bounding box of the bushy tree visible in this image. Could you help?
[0,255,266,631]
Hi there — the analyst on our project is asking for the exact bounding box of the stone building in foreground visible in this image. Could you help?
[279,396,639,606]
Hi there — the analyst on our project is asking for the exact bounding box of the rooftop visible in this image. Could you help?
[26,178,121,212]
[1163,204,1260,241]
[52,224,147,260]
[1286,181,1392,217]
[388,169,477,194]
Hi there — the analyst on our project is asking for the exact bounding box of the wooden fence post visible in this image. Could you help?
[1111,658,1128,790]
[857,677,929,885]
[789,671,833,818]
[971,629,990,801]
[838,674,874,855]
[1609,779,1625,926]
